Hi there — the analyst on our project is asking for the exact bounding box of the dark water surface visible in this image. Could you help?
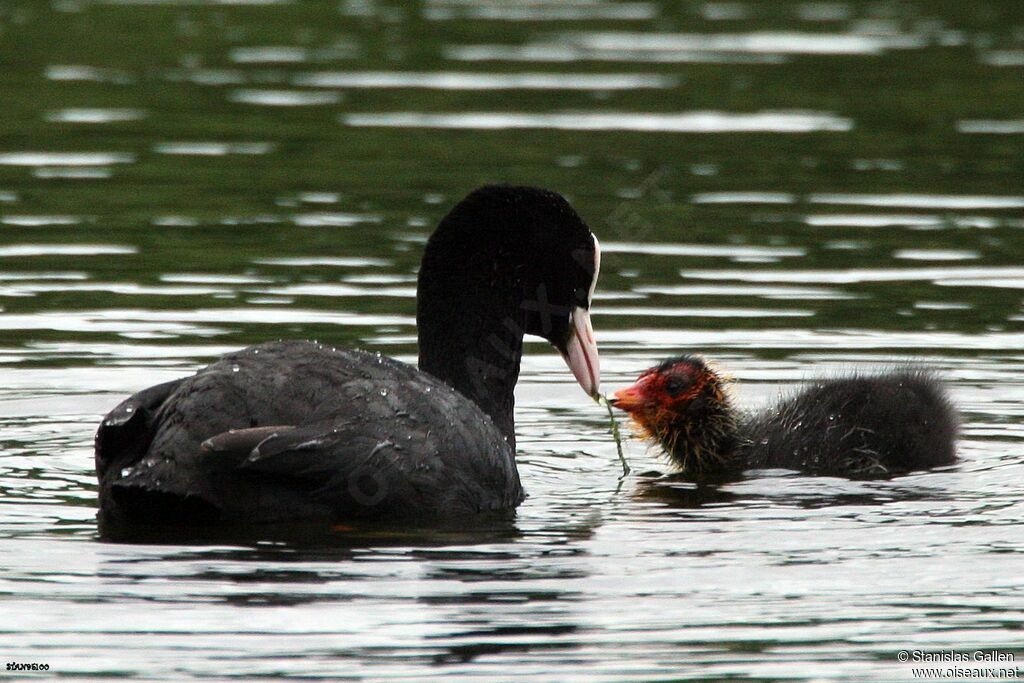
[1,1,1023,680]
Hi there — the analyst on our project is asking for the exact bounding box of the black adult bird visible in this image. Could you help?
[95,186,602,531]
[611,355,958,479]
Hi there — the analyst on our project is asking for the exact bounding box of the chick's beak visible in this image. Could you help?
[561,306,600,398]
[610,382,647,414]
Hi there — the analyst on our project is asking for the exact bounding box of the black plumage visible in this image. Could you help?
[612,355,959,479]
[95,186,601,533]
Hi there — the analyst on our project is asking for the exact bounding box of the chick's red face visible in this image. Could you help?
[611,359,709,431]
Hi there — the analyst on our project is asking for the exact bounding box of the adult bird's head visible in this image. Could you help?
[513,190,601,398]
[417,185,602,408]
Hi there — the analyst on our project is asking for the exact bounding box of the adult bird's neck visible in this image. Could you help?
[416,244,525,448]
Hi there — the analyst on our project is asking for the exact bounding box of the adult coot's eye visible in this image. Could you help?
[664,377,686,397]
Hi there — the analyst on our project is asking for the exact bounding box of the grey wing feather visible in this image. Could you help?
[237,418,445,517]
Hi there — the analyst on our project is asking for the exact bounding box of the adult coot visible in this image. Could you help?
[96,185,602,530]
[611,355,958,478]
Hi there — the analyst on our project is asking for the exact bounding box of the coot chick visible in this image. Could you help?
[611,356,958,478]
[95,185,602,531]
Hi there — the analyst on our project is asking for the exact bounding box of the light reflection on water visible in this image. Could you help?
[0,245,137,257]
[341,110,855,132]
[0,152,136,166]
[295,71,679,90]
[1,0,1023,680]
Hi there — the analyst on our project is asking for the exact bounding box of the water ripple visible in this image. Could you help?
[228,90,342,107]
[423,1,658,22]
[153,142,275,156]
[957,119,1024,135]
[979,50,1024,67]
[0,245,136,258]
[808,193,1024,210]
[44,108,146,124]
[342,110,853,133]
[0,283,234,298]
[297,71,676,90]
[229,46,313,64]
[634,283,855,301]
[893,249,979,262]
[0,152,135,167]
[804,214,947,228]
[446,27,929,64]
[291,212,381,227]
[253,256,391,267]
[679,265,1024,284]
[0,215,84,227]
[603,242,805,258]
[568,30,926,55]
[597,327,1024,351]
[593,306,814,318]
[445,43,791,64]
[692,191,796,204]
[44,64,132,84]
